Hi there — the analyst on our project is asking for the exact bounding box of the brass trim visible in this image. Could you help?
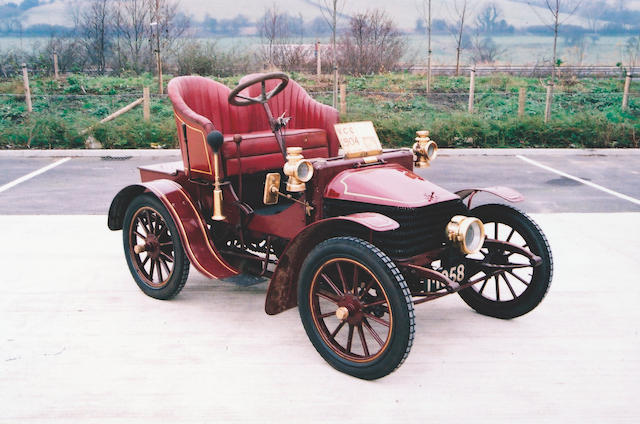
[283,147,314,192]
[446,215,486,254]
[174,113,213,176]
[263,173,281,205]
[412,130,438,168]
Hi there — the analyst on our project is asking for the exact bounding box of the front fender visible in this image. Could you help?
[456,186,524,208]
[107,179,238,280]
[265,213,399,315]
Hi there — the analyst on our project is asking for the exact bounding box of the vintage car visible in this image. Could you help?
[107,73,552,380]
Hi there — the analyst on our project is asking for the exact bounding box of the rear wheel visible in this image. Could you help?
[458,204,552,319]
[123,194,189,300]
[298,237,415,380]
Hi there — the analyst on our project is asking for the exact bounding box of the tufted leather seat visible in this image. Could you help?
[167,75,339,178]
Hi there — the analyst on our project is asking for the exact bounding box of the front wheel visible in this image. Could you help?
[123,193,190,300]
[298,237,415,380]
[458,204,553,319]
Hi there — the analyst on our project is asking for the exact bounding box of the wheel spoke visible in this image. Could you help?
[141,255,150,266]
[362,312,390,327]
[156,259,164,281]
[319,311,335,319]
[160,251,174,262]
[495,275,500,301]
[506,227,516,242]
[334,262,348,294]
[362,318,385,347]
[363,299,387,308]
[134,230,147,240]
[506,269,530,286]
[320,273,343,296]
[317,290,340,304]
[358,278,376,300]
[149,259,155,282]
[478,275,489,294]
[494,222,498,238]
[160,258,171,276]
[357,324,370,356]
[145,210,154,234]
[330,320,346,339]
[501,273,517,299]
[346,324,354,353]
[352,265,359,294]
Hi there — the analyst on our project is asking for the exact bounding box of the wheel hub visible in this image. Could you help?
[337,294,364,325]
[143,234,161,259]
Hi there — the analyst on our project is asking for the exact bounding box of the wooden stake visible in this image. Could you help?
[622,72,631,111]
[316,41,321,77]
[53,52,59,80]
[468,68,475,114]
[339,83,346,115]
[80,97,144,135]
[518,87,526,118]
[21,63,32,113]
[544,84,553,123]
[143,87,150,121]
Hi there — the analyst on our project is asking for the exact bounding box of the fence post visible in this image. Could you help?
[21,63,32,113]
[316,41,321,77]
[468,67,475,114]
[622,71,631,111]
[518,87,526,118]
[544,84,553,123]
[339,83,347,115]
[143,87,151,121]
[53,52,59,79]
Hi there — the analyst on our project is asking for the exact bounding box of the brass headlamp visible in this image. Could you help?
[446,215,486,254]
[412,130,438,168]
[283,147,314,192]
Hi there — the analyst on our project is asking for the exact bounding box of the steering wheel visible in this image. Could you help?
[228,72,289,106]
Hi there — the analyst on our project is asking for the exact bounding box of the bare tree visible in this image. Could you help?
[471,35,503,64]
[475,3,500,33]
[259,4,287,67]
[448,0,469,76]
[339,9,406,75]
[528,0,582,121]
[418,0,434,93]
[79,0,112,74]
[318,0,347,108]
[624,35,640,71]
[583,0,605,34]
[114,0,151,73]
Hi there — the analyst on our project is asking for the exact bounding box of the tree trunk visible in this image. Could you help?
[427,0,432,94]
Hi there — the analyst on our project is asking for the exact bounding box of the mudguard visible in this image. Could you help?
[108,179,238,280]
[455,186,524,208]
[264,213,399,315]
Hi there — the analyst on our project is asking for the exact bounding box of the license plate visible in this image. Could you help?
[424,263,465,292]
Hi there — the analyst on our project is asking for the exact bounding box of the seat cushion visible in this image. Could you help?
[222,128,329,176]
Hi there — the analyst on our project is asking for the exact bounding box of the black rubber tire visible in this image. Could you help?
[298,236,415,380]
[123,193,189,300]
[458,204,553,319]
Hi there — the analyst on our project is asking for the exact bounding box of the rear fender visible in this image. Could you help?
[265,213,399,315]
[108,179,238,280]
[456,186,524,208]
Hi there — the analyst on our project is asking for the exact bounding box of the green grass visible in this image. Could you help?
[0,72,638,149]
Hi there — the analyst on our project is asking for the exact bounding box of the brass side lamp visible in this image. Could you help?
[412,130,438,168]
[206,131,226,221]
[283,147,314,192]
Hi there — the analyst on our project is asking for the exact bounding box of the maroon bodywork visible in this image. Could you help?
[108,73,526,314]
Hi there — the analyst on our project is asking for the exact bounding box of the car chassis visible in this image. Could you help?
[108,73,553,380]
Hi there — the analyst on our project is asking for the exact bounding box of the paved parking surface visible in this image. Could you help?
[1,150,639,423]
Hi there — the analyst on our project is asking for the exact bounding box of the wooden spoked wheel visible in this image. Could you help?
[298,237,414,380]
[123,194,189,300]
[459,204,553,319]
[310,258,393,363]
[129,206,175,289]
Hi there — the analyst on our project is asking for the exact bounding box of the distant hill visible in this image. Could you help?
[2,0,640,32]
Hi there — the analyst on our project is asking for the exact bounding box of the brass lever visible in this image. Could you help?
[207,131,226,221]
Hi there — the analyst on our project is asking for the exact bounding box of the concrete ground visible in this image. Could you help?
[1,150,639,423]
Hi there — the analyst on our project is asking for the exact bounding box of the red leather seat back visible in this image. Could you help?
[168,75,339,179]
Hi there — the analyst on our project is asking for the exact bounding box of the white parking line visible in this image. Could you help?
[516,155,640,206]
[0,157,72,194]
